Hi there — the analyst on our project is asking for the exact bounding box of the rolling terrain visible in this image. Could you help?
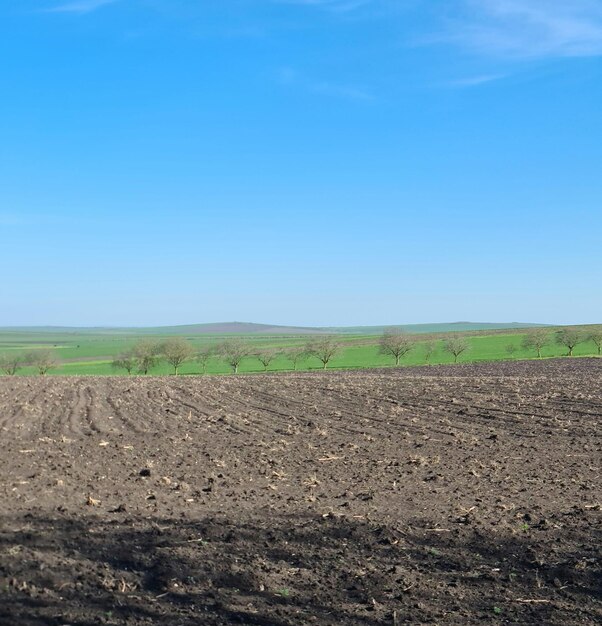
[0,323,600,377]
[0,320,546,337]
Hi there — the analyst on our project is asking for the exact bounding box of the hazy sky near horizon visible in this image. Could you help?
[1,0,601,327]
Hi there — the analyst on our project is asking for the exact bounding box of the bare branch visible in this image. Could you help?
[111,351,137,374]
[218,339,251,374]
[255,349,278,372]
[379,328,415,366]
[132,340,162,375]
[0,353,24,376]
[284,346,308,371]
[196,345,216,375]
[423,340,437,364]
[556,328,584,357]
[161,337,194,375]
[588,330,602,356]
[443,337,469,363]
[505,343,517,358]
[26,349,58,375]
[306,336,341,370]
[521,329,550,358]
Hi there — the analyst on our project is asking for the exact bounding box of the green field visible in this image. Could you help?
[0,324,600,376]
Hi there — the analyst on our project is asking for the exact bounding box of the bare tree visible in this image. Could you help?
[196,345,215,375]
[521,329,549,358]
[379,328,415,366]
[588,330,602,356]
[219,339,251,374]
[505,343,517,358]
[111,351,137,375]
[27,349,58,375]
[556,328,584,357]
[162,337,194,375]
[423,340,437,365]
[306,336,341,370]
[0,353,23,376]
[133,340,161,375]
[255,348,278,372]
[285,346,308,371]
[443,336,469,363]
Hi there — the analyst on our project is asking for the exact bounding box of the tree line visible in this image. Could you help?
[518,327,602,358]
[0,338,338,377]
[0,349,58,376]
[114,333,473,374]
[1,327,601,376]
[378,326,602,365]
[109,336,347,375]
[378,329,471,364]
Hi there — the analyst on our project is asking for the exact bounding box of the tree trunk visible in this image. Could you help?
[537,348,541,358]
[395,355,400,366]
[569,347,573,356]
[174,365,179,375]
[323,362,327,370]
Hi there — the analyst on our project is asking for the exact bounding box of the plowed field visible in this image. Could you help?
[0,359,600,625]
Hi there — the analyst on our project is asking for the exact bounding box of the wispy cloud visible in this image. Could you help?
[447,73,506,87]
[275,1,602,59]
[277,66,374,101]
[47,0,119,14]
[274,0,369,9]
[443,0,602,59]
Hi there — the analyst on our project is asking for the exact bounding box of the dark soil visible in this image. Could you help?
[0,359,600,625]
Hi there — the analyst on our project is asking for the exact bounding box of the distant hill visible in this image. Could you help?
[0,321,550,336]
[323,322,551,335]
[0,322,324,336]
[136,322,324,335]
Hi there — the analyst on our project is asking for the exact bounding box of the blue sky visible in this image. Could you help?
[1,0,601,327]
